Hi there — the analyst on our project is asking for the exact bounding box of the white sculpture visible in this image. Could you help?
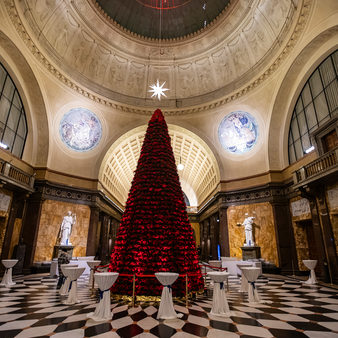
[242,215,255,247]
[60,211,76,246]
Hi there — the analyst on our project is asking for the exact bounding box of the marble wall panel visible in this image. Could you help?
[191,222,200,246]
[227,202,278,266]
[0,189,12,258]
[289,196,311,271]
[34,200,90,262]
[9,218,22,258]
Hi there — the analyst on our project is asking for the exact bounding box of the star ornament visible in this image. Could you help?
[149,80,169,100]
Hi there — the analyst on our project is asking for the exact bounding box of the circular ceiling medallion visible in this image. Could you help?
[136,0,192,9]
[59,108,102,152]
[96,0,229,39]
[218,111,258,154]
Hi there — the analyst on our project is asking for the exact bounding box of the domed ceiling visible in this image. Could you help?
[11,0,304,112]
[95,0,230,39]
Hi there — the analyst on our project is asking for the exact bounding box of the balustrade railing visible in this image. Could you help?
[0,159,34,190]
[293,147,338,185]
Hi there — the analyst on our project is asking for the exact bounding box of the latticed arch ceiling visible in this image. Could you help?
[99,125,220,208]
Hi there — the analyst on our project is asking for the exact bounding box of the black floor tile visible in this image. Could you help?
[246,312,277,320]
[113,310,129,320]
[182,322,209,336]
[131,311,147,321]
[210,320,237,331]
[0,329,22,338]
[288,321,331,331]
[269,328,308,337]
[85,322,113,337]
[54,320,87,332]
[188,308,209,318]
[307,306,336,313]
[116,324,143,338]
[31,316,67,326]
[231,316,262,326]
[301,313,337,322]
[150,324,176,338]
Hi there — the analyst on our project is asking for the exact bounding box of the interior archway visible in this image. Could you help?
[0,30,49,166]
[268,26,338,169]
[98,124,220,209]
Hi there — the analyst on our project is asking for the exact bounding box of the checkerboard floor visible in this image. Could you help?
[0,273,337,337]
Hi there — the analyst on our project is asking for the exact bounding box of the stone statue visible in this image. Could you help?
[242,214,255,247]
[59,211,76,246]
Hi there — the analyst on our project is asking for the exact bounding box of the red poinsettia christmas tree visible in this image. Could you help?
[109,109,203,296]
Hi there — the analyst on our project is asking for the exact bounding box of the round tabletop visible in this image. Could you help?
[241,267,260,282]
[64,267,85,281]
[155,272,179,285]
[2,259,18,268]
[303,260,317,270]
[87,260,101,269]
[61,264,78,276]
[94,272,119,290]
[207,271,229,283]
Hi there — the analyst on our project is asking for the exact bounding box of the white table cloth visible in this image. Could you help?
[87,272,119,321]
[0,259,18,287]
[50,259,58,277]
[63,267,85,304]
[207,271,231,316]
[208,260,222,269]
[59,264,78,296]
[241,267,261,303]
[221,258,240,275]
[155,272,182,320]
[87,260,101,287]
[237,262,253,292]
[303,260,317,284]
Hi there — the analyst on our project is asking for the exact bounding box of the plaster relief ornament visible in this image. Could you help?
[218,111,258,154]
[59,108,102,152]
[149,80,169,100]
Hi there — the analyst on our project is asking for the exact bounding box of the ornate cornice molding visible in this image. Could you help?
[4,0,311,116]
[34,180,123,217]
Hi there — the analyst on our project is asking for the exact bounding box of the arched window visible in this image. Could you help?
[0,62,28,158]
[288,50,337,164]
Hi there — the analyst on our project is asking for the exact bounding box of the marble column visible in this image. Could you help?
[271,201,298,274]
[218,204,230,257]
[21,193,43,269]
[210,214,219,260]
[99,214,110,263]
[0,192,27,261]
[86,207,100,257]
[308,187,338,283]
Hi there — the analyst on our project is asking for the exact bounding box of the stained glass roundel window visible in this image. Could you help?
[218,111,258,154]
[59,108,102,152]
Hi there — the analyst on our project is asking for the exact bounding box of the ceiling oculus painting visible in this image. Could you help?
[59,108,102,152]
[218,111,258,154]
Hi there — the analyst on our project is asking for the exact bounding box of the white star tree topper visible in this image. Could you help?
[149,80,169,100]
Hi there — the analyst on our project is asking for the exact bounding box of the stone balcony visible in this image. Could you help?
[293,147,338,189]
[0,158,35,192]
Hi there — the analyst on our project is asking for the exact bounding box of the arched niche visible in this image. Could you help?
[98,124,220,208]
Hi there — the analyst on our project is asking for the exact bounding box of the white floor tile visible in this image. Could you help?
[236,324,273,337]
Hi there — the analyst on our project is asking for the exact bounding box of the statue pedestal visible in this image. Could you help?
[241,246,261,261]
[53,245,74,259]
